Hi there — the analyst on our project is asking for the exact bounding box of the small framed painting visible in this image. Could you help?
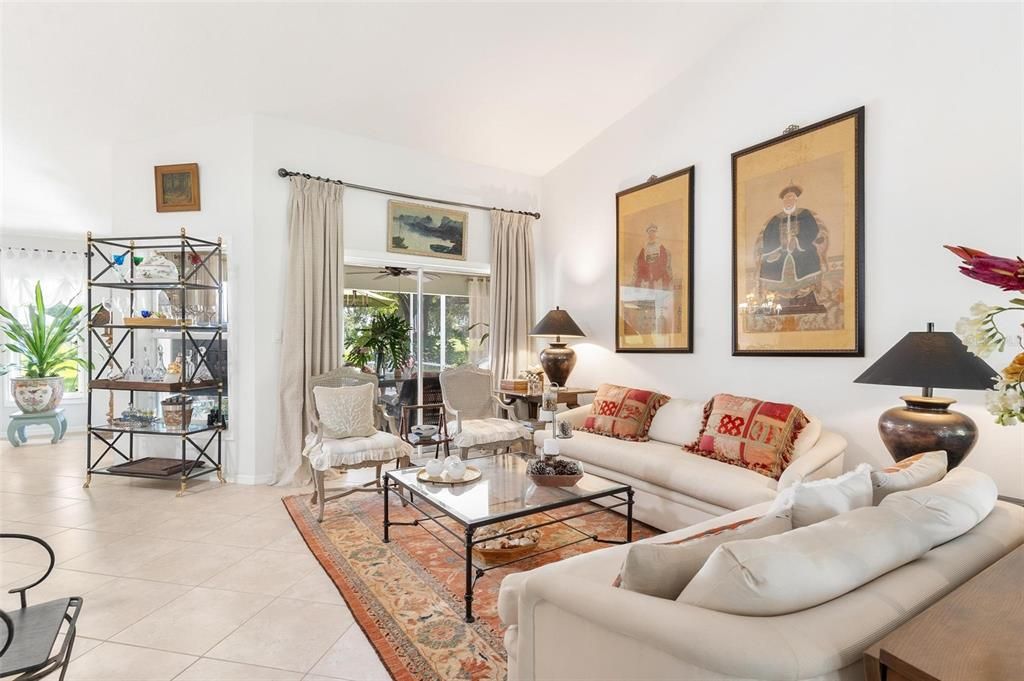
[387,200,467,260]
[732,107,864,356]
[615,166,695,353]
[154,163,201,213]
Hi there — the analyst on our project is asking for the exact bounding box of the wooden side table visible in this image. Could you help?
[497,387,595,420]
[7,408,67,446]
[864,543,1024,681]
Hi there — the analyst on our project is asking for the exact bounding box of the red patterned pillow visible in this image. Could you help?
[684,393,808,480]
[578,384,670,442]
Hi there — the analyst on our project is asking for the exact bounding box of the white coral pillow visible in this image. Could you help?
[871,451,947,504]
[616,510,792,600]
[786,463,873,527]
[314,383,377,439]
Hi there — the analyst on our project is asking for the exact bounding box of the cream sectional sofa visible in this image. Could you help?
[534,398,846,530]
[500,477,1024,681]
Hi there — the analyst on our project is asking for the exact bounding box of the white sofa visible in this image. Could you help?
[500,493,1024,681]
[534,398,846,530]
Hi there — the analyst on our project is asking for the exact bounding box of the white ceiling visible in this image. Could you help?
[1,2,761,234]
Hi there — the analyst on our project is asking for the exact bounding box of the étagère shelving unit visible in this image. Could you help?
[85,228,226,495]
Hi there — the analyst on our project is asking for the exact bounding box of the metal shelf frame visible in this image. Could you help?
[85,229,226,495]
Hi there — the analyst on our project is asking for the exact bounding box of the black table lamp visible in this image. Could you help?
[854,322,998,468]
[530,307,585,388]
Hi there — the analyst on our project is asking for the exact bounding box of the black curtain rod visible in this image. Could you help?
[276,168,540,219]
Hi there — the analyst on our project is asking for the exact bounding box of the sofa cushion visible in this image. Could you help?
[792,415,822,459]
[871,450,947,504]
[616,509,792,599]
[685,393,809,480]
[447,418,530,448]
[578,384,670,442]
[551,430,777,512]
[302,431,413,472]
[677,467,998,616]
[646,398,704,446]
[788,463,873,527]
[313,383,377,439]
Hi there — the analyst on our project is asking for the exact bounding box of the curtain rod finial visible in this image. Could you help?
[277,168,289,178]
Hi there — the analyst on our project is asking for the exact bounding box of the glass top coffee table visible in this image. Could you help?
[383,452,634,622]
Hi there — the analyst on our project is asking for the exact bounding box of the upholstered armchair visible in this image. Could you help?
[438,365,531,459]
[304,367,413,522]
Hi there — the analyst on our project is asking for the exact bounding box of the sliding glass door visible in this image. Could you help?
[343,264,489,424]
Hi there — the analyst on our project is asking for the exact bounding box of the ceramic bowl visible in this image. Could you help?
[411,424,439,438]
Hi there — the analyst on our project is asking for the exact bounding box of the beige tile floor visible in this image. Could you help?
[0,435,391,681]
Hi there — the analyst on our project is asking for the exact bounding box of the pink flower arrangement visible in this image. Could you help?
[947,245,1024,425]
[945,245,1024,292]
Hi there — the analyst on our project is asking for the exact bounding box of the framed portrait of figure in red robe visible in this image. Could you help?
[732,107,864,356]
[616,166,694,353]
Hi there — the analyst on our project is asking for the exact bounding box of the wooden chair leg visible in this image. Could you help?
[315,469,326,523]
[374,464,383,491]
[309,461,319,506]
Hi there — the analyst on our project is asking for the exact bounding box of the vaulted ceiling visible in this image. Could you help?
[2,2,763,233]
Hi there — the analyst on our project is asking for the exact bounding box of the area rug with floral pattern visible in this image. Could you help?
[282,488,656,681]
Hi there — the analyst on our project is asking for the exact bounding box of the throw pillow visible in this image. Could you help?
[678,467,997,616]
[313,383,377,439]
[616,510,792,600]
[646,398,705,446]
[871,451,948,504]
[578,384,670,442]
[684,393,809,480]
[787,463,873,527]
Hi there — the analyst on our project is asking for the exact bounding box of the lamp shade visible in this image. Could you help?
[853,325,997,391]
[530,307,585,338]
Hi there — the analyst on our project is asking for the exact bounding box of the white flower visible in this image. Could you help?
[986,381,1024,426]
[969,301,1000,317]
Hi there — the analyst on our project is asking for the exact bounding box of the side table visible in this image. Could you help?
[7,408,68,446]
[497,387,595,420]
[863,543,1024,681]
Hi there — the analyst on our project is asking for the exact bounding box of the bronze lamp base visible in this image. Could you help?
[878,395,977,469]
[539,342,576,388]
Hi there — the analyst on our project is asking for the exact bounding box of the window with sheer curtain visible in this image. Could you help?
[0,247,88,396]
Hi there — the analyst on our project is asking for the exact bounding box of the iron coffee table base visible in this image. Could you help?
[383,473,633,623]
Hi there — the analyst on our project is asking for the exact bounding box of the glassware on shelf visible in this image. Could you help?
[124,359,143,382]
[165,353,183,384]
[194,346,214,381]
[154,345,167,381]
[111,252,130,282]
[184,351,196,383]
[141,346,154,381]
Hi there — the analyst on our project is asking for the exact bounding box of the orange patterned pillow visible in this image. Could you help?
[685,393,808,480]
[578,383,670,442]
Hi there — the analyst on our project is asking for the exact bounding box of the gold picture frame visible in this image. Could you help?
[154,163,201,213]
[615,166,695,353]
[387,200,467,260]
[732,108,864,356]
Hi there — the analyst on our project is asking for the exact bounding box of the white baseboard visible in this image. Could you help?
[228,473,275,485]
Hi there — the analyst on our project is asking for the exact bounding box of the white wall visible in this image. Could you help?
[538,3,1024,495]
[107,114,540,482]
[110,116,256,480]
[251,115,541,482]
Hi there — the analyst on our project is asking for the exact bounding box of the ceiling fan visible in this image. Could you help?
[349,266,440,282]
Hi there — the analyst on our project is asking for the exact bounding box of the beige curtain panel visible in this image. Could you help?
[467,276,490,366]
[272,177,344,485]
[488,210,536,389]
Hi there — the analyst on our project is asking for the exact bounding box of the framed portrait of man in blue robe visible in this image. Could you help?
[732,107,864,356]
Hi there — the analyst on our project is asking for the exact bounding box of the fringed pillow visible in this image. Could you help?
[684,393,808,480]
[578,383,670,442]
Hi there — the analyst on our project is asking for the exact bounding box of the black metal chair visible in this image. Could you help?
[0,534,83,681]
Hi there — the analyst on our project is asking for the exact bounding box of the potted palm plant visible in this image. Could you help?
[345,310,412,378]
[0,282,90,413]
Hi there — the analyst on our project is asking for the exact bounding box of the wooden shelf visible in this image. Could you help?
[90,379,221,392]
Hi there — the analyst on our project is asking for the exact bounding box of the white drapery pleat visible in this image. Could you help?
[467,276,490,367]
[272,177,344,486]
[488,211,535,389]
[0,248,85,319]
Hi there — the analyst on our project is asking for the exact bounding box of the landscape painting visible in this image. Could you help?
[154,163,201,212]
[387,200,467,260]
